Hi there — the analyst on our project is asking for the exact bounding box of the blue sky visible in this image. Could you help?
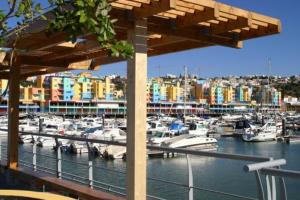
[2,0,299,78]
[97,0,300,78]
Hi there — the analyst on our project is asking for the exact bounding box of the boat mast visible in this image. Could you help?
[267,58,272,112]
[184,66,188,125]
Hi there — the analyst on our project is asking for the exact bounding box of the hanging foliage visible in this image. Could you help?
[0,0,133,58]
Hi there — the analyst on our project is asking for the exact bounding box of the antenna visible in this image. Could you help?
[268,57,272,87]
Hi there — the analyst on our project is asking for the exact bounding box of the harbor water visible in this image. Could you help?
[5,137,297,200]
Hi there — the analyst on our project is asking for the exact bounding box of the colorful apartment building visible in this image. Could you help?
[167,85,177,102]
[215,86,224,104]
[0,72,284,112]
[104,77,114,101]
[160,84,167,101]
[151,83,160,103]
[191,83,203,102]
[236,86,244,102]
[92,80,105,100]
[209,85,216,104]
[223,86,234,103]
[50,77,63,101]
[176,82,183,102]
[63,77,74,101]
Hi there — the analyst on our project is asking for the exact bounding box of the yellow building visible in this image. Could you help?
[193,84,203,101]
[176,82,183,102]
[167,85,177,102]
[92,80,104,100]
[20,87,31,103]
[243,87,250,102]
[73,82,81,101]
[223,86,233,103]
[209,85,216,104]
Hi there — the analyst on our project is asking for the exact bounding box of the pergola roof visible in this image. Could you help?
[0,0,281,79]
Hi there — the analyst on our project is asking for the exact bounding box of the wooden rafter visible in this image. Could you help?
[0,0,280,77]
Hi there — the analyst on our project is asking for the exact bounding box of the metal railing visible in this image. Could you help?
[0,129,299,200]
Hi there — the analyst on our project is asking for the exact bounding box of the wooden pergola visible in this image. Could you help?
[0,0,280,199]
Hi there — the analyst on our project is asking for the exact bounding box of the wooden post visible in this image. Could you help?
[126,18,147,200]
[7,60,20,169]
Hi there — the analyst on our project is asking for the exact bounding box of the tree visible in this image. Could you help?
[0,0,133,58]
[0,0,133,97]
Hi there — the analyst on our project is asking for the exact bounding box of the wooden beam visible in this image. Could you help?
[149,40,211,56]
[133,0,175,18]
[148,17,243,48]
[211,17,251,35]
[20,67,71,79]
[175,7,217,28]
[7,58,20,169]
[126,18,147,200]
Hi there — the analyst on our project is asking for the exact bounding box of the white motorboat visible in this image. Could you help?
[222,114,243,121]
[233,120,254,136]
[188,122,208,136]
[97,128,127,142]
[242,121,278,142]
[147,121,168,135]
[148,131,175,146]
[162,134,217,149]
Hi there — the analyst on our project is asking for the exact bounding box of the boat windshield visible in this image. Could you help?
[151,123,157,129]
[85,126,102,133]
[46,124,58,129]
[197,124,205,129]
[153,132,164,138]
[189,123,197,130]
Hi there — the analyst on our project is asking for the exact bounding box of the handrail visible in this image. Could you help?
[260,168,300,179]
[244,159,286,172]
[9,129,272,162]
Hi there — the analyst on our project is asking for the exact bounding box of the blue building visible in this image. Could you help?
[152,83,160,103]
[236,87,244,102]
[105,93,114,101]
[63,77,74,101]
[215,86,224,104]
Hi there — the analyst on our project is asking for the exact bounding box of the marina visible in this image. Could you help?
[0,0,299,199]
[0,112,299,200]
[1,129,300,200]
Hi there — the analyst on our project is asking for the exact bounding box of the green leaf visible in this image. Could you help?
[79,13,87,23]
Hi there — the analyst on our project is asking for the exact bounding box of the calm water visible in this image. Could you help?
[1,137,300,200]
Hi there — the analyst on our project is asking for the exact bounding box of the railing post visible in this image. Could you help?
[271,175,276,200]
[255,170,265,200]
[265,175,271,200]
[56,146,62,179]
[32,142,37,172]
[87,142,93,188]
[55,138,62,179]
[88,160,93,189]
[186,154,193,200]
[278,166,287,200]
